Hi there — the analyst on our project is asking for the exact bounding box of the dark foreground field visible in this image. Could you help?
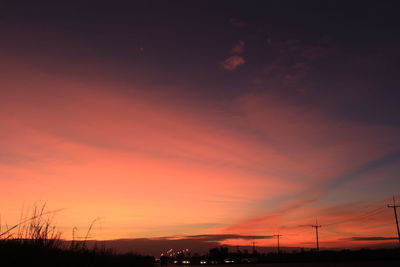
[2,240,400,267]
[167,248,400,266]
[0,240,155,267]
[196,262,400,267]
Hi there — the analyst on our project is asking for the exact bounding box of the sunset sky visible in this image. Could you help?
[1,1,400,252]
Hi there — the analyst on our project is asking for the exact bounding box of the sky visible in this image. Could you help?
[1,0,400,253]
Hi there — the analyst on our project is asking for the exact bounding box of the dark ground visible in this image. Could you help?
[193,262,400,267]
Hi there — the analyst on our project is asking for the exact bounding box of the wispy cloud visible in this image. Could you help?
[221,55,245,71]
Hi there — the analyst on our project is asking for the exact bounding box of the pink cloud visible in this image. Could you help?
[221,55,245,71]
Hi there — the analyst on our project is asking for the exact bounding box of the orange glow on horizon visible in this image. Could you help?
[1,64,400,250]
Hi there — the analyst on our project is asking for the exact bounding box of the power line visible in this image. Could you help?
[325,207,386,226]
[387,196,400,244]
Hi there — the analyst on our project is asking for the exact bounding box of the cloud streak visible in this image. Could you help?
[344,237,398,241]
[184,234,273,241]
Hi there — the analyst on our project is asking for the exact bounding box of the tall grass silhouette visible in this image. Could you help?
[0,203,154,267]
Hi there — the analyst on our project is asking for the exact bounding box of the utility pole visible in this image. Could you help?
[387,196,400,244]
[252,241,256,254]
[273,234,283,253]
[311,220,322,251]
